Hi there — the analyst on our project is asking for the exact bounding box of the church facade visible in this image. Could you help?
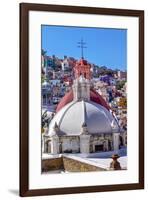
[42,58,121,155]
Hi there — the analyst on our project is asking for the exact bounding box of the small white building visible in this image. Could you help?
[61,57,69,71]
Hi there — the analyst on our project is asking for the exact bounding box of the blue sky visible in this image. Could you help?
[41,25,127,71]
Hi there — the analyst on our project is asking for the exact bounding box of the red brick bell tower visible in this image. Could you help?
[74,38,91,79]
[74,59,91,80]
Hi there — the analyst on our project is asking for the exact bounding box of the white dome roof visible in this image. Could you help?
[48,100,119,136]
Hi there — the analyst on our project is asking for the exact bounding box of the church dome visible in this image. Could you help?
[56,89,110,112]
[48,100,119,136]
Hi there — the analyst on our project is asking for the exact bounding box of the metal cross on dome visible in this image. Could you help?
[77,38,87,59]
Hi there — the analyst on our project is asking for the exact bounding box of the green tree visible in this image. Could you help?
[116,80,126,90]
[42,49,47,56]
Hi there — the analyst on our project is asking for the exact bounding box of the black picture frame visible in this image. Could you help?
[20,3,144,197]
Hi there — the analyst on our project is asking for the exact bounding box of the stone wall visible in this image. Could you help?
[42,157,63,172]
[62,156,106,172]
[42,156,106,172]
